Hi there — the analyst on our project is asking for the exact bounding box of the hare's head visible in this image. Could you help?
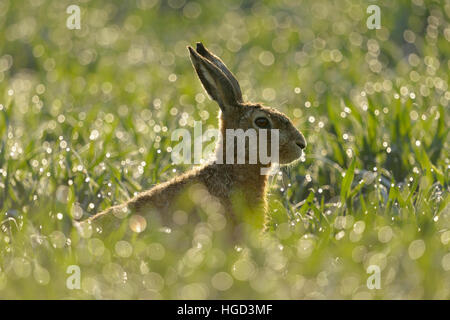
[188,42,306,165]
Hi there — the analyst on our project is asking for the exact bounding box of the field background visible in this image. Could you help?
[0,0,449,299]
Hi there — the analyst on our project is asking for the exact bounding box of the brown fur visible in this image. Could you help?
[83,43,306,235]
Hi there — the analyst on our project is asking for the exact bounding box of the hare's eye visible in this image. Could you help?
[254,117,271,129]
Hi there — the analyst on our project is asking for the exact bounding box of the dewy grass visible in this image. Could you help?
[0,0,449,299]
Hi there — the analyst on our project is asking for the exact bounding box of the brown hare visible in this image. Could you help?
[80,42,306,237]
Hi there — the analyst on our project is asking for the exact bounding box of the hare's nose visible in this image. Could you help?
[295,133,307,149]
[296,140,306,149]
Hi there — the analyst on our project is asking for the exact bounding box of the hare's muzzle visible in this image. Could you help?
[296,140,306,150]
[295,132,307,150]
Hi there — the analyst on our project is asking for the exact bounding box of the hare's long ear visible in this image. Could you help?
[195,42,243,102]
[188,45,242,112]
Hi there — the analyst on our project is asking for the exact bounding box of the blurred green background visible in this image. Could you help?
[0,0,449,299]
